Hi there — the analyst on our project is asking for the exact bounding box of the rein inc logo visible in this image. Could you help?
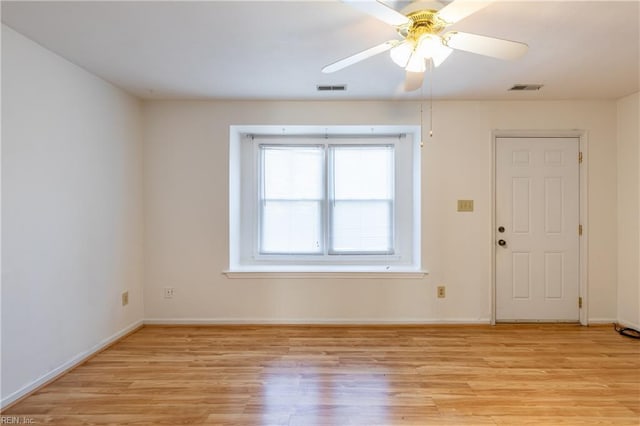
[0,417,34,424]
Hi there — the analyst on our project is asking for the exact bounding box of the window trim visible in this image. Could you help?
[228,125,424,275]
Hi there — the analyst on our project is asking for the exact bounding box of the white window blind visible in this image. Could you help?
[329,145,394,254]
[258,143,395,256]
[260,145,324,254]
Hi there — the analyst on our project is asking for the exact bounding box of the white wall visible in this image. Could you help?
[142,99,618,324]
[1,25,144,406]
[617,92,640,329]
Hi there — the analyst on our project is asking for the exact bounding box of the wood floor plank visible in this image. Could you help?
[2,324,639,425]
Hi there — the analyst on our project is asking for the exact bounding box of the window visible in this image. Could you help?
[259,144,394,255]
[229,126,421,273]
[330,145,394,254]
[259,145,324,254]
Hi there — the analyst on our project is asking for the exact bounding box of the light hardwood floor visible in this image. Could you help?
[3,324,639,425]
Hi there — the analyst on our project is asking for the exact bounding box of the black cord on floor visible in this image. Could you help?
[614,323,640,339]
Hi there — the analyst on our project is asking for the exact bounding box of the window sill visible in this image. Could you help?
[222,270,428,279]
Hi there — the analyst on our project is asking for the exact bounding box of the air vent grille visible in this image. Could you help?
[317,85,347,92]
[509,84,543,91]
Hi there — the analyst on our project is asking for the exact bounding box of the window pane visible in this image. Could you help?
[331,201,392,253]
[262,145,323,200]
[332,146,393,200]
[261,201,322,254]
[260,145,324,254]
[330,145,394,254]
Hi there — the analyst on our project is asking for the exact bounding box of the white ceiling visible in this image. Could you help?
[2,0,638,101]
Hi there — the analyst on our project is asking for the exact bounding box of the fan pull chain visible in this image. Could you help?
[429,59,433,138]
[420,59,434,146]
[420,100,424,148]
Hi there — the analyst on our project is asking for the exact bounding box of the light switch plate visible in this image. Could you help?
[457,199,474,212]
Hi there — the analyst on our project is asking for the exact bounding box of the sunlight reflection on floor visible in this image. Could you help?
[261,367,392,425]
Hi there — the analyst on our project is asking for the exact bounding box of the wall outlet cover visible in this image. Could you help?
[457,200,474,212]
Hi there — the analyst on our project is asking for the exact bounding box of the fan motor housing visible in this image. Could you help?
[398,10,447,41]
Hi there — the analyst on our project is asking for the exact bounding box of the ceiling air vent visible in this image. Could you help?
[317,84,347,92]
[509,84,544,91]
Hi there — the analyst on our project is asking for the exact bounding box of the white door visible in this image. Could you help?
[495,137,580,321]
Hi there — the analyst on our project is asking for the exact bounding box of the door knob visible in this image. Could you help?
[498,239,507,246]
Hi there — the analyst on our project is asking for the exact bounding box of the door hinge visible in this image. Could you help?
[579,224,583,236]
[578,297,583,309]
[578,152,583,164]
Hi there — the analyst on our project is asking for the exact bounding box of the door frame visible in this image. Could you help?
[491,130,588,325]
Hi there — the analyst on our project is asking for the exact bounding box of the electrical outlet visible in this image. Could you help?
[121,291,129,306]
[437,286,446,298]
[164,287,175,299]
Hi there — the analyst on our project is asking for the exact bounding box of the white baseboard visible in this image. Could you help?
[1,320,144,409]
[144,318,491,325]
[587,318,617,325]
[616,318,640,331]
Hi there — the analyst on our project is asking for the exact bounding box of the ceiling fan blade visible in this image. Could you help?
[436,0,494,25]
[445,31,528,60]
[342,0,410,26]
[322,40,398,73]
[404,70,424,91]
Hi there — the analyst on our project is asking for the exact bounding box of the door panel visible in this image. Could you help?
[512,177,530,233]
[512,252,531,299]
[545,177,563,234]
[496,137,580,321]
[544,252,564,299]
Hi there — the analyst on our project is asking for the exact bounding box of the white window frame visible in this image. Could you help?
[228,125,423,275]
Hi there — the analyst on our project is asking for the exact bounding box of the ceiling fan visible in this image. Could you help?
[321,0,528,91]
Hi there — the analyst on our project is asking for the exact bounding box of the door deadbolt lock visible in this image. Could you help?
[498,226,505,233]
[498,239,507,246]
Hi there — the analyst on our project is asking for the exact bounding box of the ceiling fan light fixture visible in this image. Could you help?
[390,41,414,68]
[416,35,453,67]
[431,44,453,67]
[415,35,439,58]
[405,53,426,73]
